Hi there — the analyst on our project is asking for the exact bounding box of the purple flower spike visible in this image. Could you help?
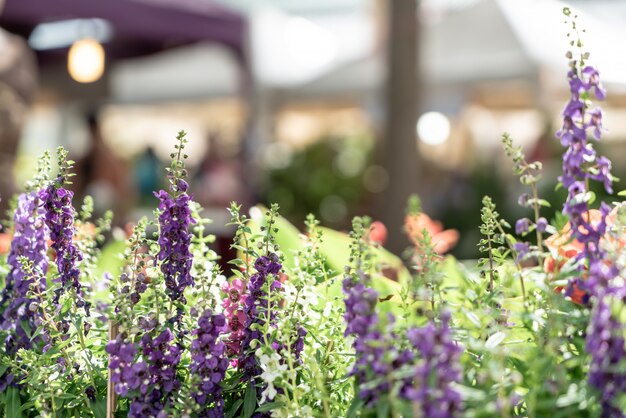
[0,192,49,392]
[239,253,282,380]
[404,312,463,418]
[190,310,229,416]
[154,190,195,302]
[39,180,87,313]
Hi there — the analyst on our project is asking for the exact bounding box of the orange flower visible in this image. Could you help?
[368,221,388,245]
[0,233,11,255]
[544,207,622,304]
[405,213,459,254]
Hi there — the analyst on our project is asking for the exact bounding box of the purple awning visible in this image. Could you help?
[0,0,246,57]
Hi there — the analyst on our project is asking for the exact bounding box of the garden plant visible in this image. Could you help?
[1,9,626,418]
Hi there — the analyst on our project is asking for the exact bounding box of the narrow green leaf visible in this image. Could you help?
[5,386,22,418]
[90,399,107,418]
[346,396,364,418]
[243,382,257,418]
[256,401,284,412]
[225,399,243,418]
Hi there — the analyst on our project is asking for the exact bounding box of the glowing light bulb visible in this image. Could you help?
[68,38,105,83]
[417,112,450,145]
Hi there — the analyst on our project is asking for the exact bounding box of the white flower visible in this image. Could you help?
[260,381,278,403]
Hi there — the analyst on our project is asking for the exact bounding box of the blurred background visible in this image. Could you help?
[1,0,625,259]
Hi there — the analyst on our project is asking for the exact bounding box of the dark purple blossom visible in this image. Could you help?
[154,190,194,302]
[131,328,182,417]
[239,253,282,380]
[106,337,144,397]
[39,180,87,314]
[108,328,181,418]
[190,310,229,416]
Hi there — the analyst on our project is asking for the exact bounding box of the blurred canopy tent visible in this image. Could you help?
[110,43,240,102]
[0,0,245,57]
[284,0,626,105]
[0,0,247,104]
[0,0,248,159]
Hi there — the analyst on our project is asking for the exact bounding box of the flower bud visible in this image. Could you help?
[515,218,530,235]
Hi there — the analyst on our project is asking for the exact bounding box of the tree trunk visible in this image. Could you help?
[378,0,420,254]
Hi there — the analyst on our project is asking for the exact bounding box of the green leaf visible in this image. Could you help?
[256,401,284,412]
[225,399,243,418]
[90,399,107,418]
[346,396,364,418]
[5,386,22,418]
[376,398,390,418]
[537,199,551,208]
[243,382,257,418]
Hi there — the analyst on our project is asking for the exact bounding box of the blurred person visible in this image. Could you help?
[133,145,163,206]
[73,111,135,224]
[194,132,250,208]
[0,28,37,216]
[194,133,251,272]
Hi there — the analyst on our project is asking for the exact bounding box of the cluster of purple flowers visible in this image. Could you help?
[586,291,626,418]
[39,181,88,314]
[404,312,462,418]
[555,57,626,415]
[342,270,388,404]
[0,192,49,391]
[343,269,420,406]
[0,192,49,355]
[154,189,194,302]
[107,329,182,417]
[239,253,282,379]
[556,63,613,298]
[189,309,229,417]
[106,337,145,397]
[120,271,149,305]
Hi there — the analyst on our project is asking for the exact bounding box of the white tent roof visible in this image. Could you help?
[291,0,626,100]
[110,42,240,102]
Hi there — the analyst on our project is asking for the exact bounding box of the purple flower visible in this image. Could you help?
[0,192,49,354]
[343,269,400,405]
[515,218,530,235]
[189,310,229,416]
[513,242,529,263]
[536,217,548,233]
[239,253,282,380]
[404,312,462,418]
[586,291,626,418]
[39,181,88,314]
[154,190,195,302]
[130,328,182,417]
[106,337,143,397]
[582,66,606,99]
[557,57,623,415]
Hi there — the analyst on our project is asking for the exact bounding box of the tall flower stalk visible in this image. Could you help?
[155,130,195,304]
[39,148,87,316]
[557,9,622,416]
